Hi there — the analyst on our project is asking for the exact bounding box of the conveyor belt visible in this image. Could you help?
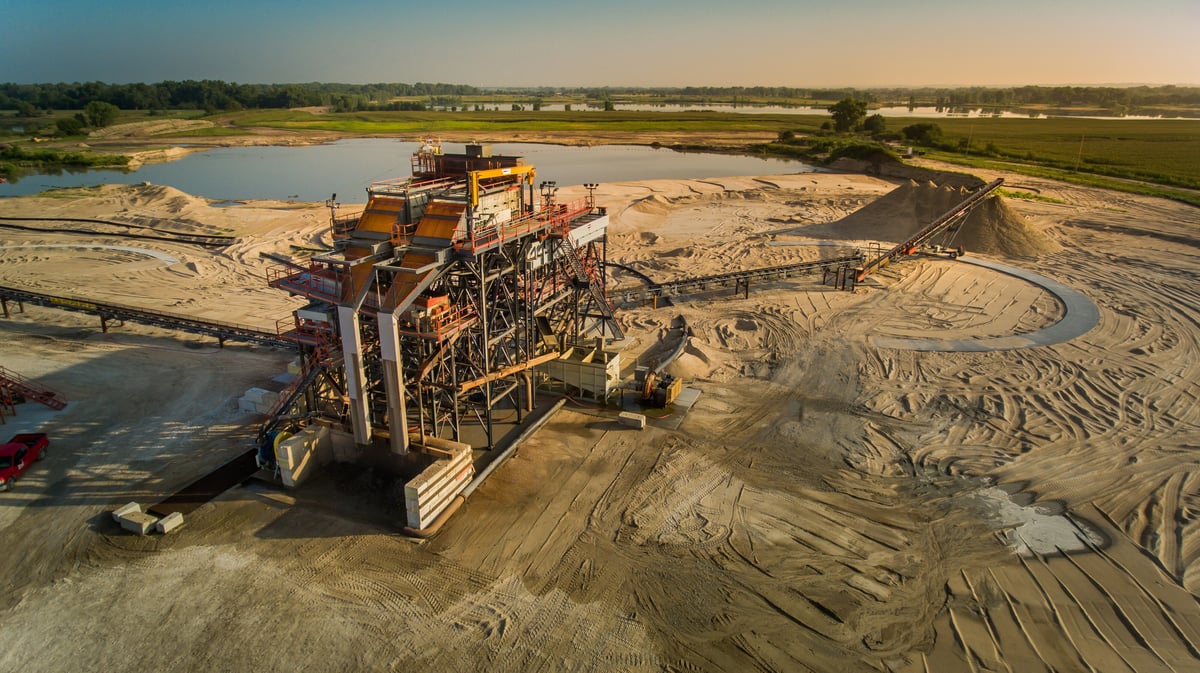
[0,284,295,348]
[856,178,1004,282]
[0,216,234,248]
[613,254,865,303]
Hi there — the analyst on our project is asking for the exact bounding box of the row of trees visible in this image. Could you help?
[5,81,1197,116]
[498,84,1200,109]
[824,98,953,146]
[869,85,1200,109]
[0,81,481,114]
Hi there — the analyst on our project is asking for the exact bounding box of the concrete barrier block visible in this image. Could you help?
[258,391,280,411]
[112,502,141,522]
[618,411,647,430]
[404,439,475,529]
[119,511,158,535]
[241,387,269,404]
[276,426,331,488]
[329,429,359,463]
[154,512,185,534]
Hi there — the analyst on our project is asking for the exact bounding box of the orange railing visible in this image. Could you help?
[369,175,464,196]
[330,210,362,240]
[398,302,478,340]
[458,199,594,254]
[266,263,344,304]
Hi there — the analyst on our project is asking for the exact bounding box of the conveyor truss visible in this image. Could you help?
[855,178,1004,282]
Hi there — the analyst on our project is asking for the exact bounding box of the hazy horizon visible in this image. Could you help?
[3,0,1197,89]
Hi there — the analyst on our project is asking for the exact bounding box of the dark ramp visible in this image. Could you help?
[148,449,260,517]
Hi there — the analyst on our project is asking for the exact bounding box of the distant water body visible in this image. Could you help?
[0,141,819,203]
[529,103,1191,120]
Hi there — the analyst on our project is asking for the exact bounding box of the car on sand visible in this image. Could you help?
[0,433,49,491]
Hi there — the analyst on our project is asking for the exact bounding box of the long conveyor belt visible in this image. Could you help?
[0,284,295,348]
[3,252,868,344]
[613,254,865,303]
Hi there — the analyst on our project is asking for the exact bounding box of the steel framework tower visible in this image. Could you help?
[263,142,621,455]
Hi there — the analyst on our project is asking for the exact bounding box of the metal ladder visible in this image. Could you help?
[559,240,625,339]
[0,365,67,411]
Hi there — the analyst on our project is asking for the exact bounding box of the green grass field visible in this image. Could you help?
[227,109,791,135]
[921,117,1200,189]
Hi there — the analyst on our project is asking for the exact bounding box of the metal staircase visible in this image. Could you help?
[559,239,624,338]
[0,365,67,411]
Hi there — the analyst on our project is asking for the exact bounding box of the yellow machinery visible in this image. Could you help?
[639,370,681,408]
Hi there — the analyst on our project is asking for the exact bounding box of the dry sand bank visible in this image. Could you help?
[0,163,1198,672]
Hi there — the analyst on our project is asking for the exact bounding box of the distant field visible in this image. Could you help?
[923,117,1200,190]
[228,109,1200,194]
[227,109,793,136]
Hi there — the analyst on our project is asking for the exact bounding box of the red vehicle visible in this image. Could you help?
[0,433,49,491]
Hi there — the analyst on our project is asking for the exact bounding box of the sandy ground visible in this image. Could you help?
[0,157,1198,672]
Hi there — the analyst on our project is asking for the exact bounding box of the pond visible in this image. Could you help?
[0,140,819,203]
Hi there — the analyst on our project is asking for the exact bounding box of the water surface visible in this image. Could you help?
[0,140,817,202]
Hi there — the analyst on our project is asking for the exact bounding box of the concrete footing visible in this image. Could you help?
[618,411,647,430]
[112,502,141,521]
[405,437,474,530]
[120,513,157,535]
[238,387,281,415]
[276,425,332,488]
[155,511,185,534]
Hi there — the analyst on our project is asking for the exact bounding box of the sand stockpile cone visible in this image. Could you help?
[814,180,1060,258]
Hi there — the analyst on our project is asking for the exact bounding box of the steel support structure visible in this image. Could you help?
[263,144,620,454]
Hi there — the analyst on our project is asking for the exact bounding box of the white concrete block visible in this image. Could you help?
[154,512,185,534]
[258,391,280,411]
[112,502,141,522]
[118,511,158,535]
[276,426,332,489]
[618,411,647,430]
[404,439,474,529]
[242,387,270,404]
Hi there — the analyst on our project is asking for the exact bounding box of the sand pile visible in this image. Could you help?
[665,337,726,380]
[118,183,212,214]
[810,180,1060,258]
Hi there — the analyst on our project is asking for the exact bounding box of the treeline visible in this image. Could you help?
[869,85,1200,110]
[503,85,1200,110]
[0,81,480,114]
[503,86,873,103]
[4,80,1198,115]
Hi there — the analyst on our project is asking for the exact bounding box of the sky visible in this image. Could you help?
[2,0,1197,87]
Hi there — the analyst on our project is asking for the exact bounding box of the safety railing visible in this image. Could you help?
[457,199,594,254]
[266,263,343,305]
[398,303,478,340]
